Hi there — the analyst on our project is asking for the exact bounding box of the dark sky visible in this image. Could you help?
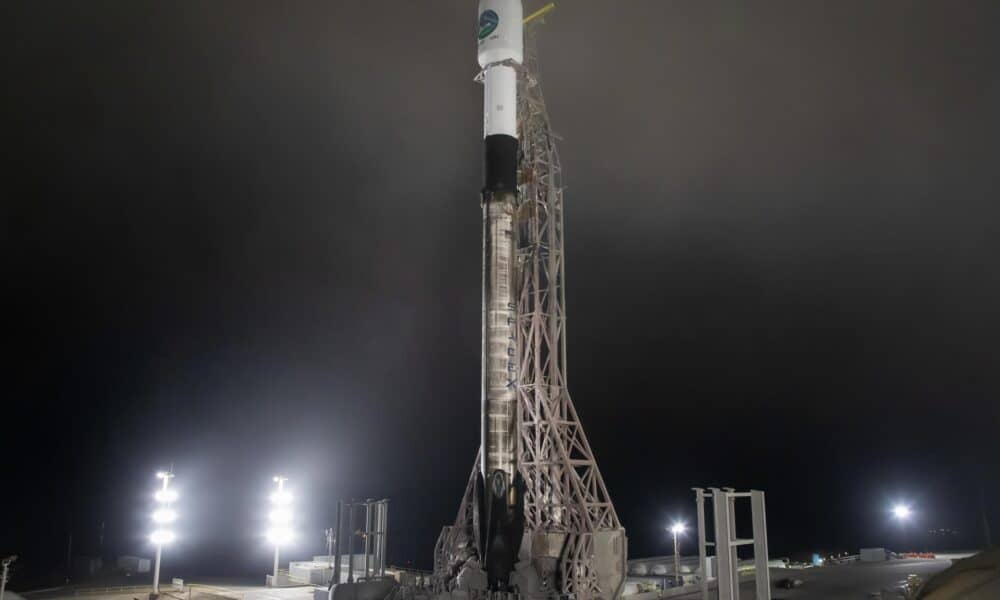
[4,0,1000,584]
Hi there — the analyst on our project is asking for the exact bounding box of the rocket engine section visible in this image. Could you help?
[476,0,525,592]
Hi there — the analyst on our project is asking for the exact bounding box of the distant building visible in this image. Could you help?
[116,555,151,573]
[289,555,374,585]
[72,556,102,577]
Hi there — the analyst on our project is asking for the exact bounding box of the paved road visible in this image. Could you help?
[769,559,950,599]
[21,581,319,600]
[671,558,952,599]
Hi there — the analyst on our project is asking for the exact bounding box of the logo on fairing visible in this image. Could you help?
[478,10,499,40]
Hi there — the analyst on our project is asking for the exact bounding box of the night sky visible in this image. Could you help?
[4,0,1000,585]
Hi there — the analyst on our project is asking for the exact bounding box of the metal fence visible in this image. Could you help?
[72,585,152,596]
[186,585,245,600]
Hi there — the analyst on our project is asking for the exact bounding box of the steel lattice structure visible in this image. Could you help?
[513,24,623,599]
[435,21,624,600]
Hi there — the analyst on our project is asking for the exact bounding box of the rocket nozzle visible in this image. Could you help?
[473,470,525,590]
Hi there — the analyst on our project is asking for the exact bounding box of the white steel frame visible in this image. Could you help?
[693,488,770,600]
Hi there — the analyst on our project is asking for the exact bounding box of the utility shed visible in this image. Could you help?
[860,548,887,562]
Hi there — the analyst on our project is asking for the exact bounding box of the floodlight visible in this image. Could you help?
[150,469,177,596]
[150,530,175,545]
[266,527,293,545]
[269,490,292,505]
[892,504,912,520]
[155,489,179,503]
[670,522,687,536]
[268,509,292,524]
[152,509,177,524]
[267,475,291,581]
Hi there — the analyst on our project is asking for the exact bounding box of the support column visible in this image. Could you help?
[726,489,740,600]
[381,500,389,576]
[693,488,708,600]
[364,501,372,580]
[373,502,381,578]
[333,501,343,585]
[751,491,771,600]
[712,489,735,600]
[347,502,356,584]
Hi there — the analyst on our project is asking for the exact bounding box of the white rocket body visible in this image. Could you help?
[476,0,525,590]
[478,0,523,485]
[483,66,518,140]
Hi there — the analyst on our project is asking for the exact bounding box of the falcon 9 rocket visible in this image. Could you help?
[476,0,525,591]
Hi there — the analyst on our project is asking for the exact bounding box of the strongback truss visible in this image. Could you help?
[514,25,622,599]
[436,23,623,600]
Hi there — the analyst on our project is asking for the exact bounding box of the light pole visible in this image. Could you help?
[267,476,292,585]
[670,522,686,587]
[150,470,177,596]
[1,555,18,600]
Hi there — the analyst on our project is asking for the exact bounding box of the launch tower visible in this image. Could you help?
[434,4,627,600]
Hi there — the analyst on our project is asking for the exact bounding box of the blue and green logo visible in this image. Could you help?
[478,9,499,40]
